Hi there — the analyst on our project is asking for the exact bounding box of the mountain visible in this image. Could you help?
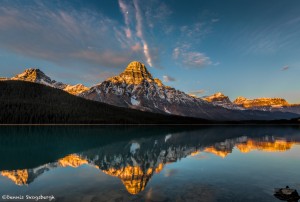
[233,96,300,114]
[63,84,90,95]
[202,92,243,110]
[234,97,290,108]
[0,80,209,124]
[11,68,67,89]
[11,68,89,95]
[203,92,300,115]
[80,61,298,121]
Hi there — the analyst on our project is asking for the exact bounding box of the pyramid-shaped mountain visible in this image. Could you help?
[80,61,296,121]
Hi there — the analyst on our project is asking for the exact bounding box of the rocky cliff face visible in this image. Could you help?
[202,92,243,110]
[107,61,159,85]
[12,68,66,88]
[202,92,300,115]
[233,96,300,114]
[63,84,90,95]
[233,97,290,108]
[10,68,89,95]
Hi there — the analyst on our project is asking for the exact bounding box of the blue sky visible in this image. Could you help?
[0,0,300,103]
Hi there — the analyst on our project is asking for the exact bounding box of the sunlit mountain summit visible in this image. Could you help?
[10,68,89,95]
[203,92,300,115]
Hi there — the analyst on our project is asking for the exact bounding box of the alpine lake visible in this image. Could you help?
[0,125,299,202]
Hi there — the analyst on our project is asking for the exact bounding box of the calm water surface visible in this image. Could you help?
[0,126,299,202]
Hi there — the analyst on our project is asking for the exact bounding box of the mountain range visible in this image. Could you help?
[1,61,299,122]
[203,92,300,114]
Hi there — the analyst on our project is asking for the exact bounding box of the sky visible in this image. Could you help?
[0,0,300,103]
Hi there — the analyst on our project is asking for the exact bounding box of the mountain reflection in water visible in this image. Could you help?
[0,126,300,201]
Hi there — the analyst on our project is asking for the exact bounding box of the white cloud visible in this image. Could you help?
[163,75,176,82]
[133,0,153,67]
[173,45,212,68]
[118,0,132,39]
[183,52,211,67]
[172,47,180,59]
[281,65,289,71]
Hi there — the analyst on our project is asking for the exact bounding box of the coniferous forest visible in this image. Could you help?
[0,80,210,124]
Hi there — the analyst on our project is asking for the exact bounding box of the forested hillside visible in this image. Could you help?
[0,81,208,124]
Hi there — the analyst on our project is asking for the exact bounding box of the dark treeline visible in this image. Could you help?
[0,81,210,124]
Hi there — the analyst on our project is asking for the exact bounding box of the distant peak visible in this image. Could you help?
[12,68,51,83]
[233,96,290,108]
[22,68,44,75]
[233,97,248,103]
[214,92,225,97]
[236,96,247,99]
[23,68,43,74]
[203,92,230,103]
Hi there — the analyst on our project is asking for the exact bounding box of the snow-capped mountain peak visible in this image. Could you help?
[12,68,54,85]
[10,68,89,95]
[203,92,230,103]
[63,84,90,95]
[202,92,243,110]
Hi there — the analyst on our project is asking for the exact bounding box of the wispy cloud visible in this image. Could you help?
[281,65,289,71]
[133,0,153,67]
[236,17,300,54]
[182,52,212,68]
[211,18,219,23]
[0,2,147,70]
[118,0,132,39]
[144,1,172,30]
[172,47,180,59]
[189,89,206,95]
[179,22,211,43]
[0,1,216,76]
[173,46,212,68]
[163,75,176,82]
[173,19,215,68]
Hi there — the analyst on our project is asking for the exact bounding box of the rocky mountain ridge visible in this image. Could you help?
[80,61,298,120]
[203,92,300,114]
[202,92,243,110]
[234,96,292,108]
[10,68,89,95]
